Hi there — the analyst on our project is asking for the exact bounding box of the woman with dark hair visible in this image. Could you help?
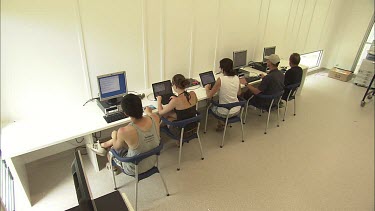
[157,74,198,139]
[205,58,242,131]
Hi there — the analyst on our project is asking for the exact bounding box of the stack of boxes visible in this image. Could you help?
[354,41,375,88]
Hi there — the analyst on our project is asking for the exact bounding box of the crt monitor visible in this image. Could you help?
[233,50,247,69]
[71,150,97,211]
[263,46,276,62]
[97,71,127,103]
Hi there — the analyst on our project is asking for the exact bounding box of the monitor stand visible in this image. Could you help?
[106,97,121,106]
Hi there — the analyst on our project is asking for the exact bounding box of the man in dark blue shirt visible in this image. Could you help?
[241,54,285,107]
[283,53,303,100]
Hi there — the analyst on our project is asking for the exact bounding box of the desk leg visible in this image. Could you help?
[6,156,32,210]
[84,134,100,172]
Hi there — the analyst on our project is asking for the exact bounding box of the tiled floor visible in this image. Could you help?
[25,71,374,211]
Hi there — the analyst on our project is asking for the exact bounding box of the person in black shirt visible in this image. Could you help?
[283,53,303,100]
[241,54,285,107]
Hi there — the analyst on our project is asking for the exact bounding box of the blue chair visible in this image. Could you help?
[282,83,300,121]
[109,143,169,211]
[244,91,284,134]
[204,97,246,148]
[160,112,204,171]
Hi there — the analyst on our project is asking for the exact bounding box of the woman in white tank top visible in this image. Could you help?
[205,58,242,131]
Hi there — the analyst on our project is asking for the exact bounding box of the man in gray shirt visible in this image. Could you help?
[241,54,285,107]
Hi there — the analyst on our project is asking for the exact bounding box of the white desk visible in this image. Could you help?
[2,62,307,209]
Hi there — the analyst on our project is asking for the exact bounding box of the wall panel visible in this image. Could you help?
[163,0,192,80]
[191,0,218,77]
[1,0,87,121]
[145,0,163,85]
[79,0,144,95]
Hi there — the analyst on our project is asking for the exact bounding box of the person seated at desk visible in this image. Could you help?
[241,54,284,107]
[283,53,303,99]
[205,58,242,131]
[87,94,160,175]
[157,74,198,139]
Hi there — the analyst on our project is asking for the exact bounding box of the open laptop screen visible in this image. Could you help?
[199,71,215,87]
[152,80,173,100]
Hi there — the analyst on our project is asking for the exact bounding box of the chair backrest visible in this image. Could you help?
[257,91,284,100]
[211,96,247,110]
[161,112,201,128]
[284,83,300,98]
[110,143,163,165]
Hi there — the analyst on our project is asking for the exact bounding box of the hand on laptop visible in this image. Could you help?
[156,96,162,103]
[144,106,152,115]
[259,73,265,79]
[239,78,247,85]
[205,84,211,90]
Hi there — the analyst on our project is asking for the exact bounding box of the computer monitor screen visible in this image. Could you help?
[263,46,276,62]
[97,71,127,101]
[233,50,247,68]
[71,150,96,211]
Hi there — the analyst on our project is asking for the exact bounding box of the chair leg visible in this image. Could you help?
[240,115,245,142]
[110,154,117,190]
[259,109,262,116]
[135,166,139,211]
[221,117,229,148]
[277,101,280,127]
[177,128,184,171]
[244,103,248,124]
[159,172,170,196]
[294,98,296,116]
[265,101,273,134]
[196,124,204,160]
[283,100,288,121]
[204,107,209,133]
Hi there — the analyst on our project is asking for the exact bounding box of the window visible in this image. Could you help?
[300,50,323,70]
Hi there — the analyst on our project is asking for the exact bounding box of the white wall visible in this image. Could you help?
[1,0,374,122]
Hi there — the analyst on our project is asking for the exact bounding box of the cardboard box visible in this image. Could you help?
[328,68,353,82]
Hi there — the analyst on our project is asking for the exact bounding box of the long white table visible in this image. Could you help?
[1,62,307,209]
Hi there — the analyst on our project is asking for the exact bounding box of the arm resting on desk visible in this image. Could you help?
[239,77,261,95]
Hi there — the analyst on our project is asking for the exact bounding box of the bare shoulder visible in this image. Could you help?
[149,113,160,124]
[119,125,135,137]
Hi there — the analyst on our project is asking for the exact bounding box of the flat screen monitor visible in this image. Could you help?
[233,50,247,69]
[263,46,276,62]
[97,71,127,102]
[71,150,97,211]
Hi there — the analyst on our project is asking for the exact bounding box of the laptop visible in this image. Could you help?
[152,80,176,105]
[199,71,216,89]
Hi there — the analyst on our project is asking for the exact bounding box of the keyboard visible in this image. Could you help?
[245,76,261,83]
[103,112,128,123]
